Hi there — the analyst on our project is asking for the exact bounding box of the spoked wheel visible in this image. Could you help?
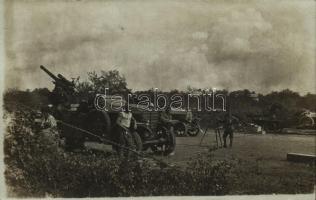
[265,122,282,133]
[187,119,201,136]
[299,116,315,128]
[174,122,187,136]
[151,126,176,156]
[136,125,154,151]
[187,124,200,137]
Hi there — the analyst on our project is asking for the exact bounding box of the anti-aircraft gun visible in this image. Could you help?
[40,66,176,156]
[40,65,113,150]
[40,65,78,105]
[40,65,75,91]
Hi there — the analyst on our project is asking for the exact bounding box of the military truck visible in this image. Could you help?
[170,110,201,137]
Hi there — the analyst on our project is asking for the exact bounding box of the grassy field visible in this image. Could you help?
[86,131,315,194]
[165,131,315,163]
[163,132,316,194]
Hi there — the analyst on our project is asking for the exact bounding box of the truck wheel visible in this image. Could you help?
[153,126,176,156]
[187,124,200,136]
[174,122,187,136]
[136,125,154,151]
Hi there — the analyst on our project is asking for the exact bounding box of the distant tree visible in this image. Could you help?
[76,81,93,97]
[263,89,301,111]
[87,70,130,95]
[299,93,316,111]
[3,88,50,111]
[31,88,50,97]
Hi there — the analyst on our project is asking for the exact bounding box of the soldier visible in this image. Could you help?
[116,103,137,131]
[38,106,61,150]
[160,106,178,126]
[40,106,57,129]
[185,110,193,123]
[222,114,234,148]
[114,103,138,156]
[159,107,178,155]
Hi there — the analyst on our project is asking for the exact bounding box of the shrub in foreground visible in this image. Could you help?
[4,110,232,197]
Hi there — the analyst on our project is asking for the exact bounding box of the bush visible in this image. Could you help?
[4,110,232,197]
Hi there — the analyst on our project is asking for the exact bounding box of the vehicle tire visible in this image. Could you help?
[187,124,200,136]
[187,119,201,136]
[136,125,154,151]
[299,116,315,128]
[152,126,176,156]
[174,122,187,136]
[266,122,281,133]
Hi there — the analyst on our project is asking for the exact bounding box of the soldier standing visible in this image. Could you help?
[185,110,193,123]
[160,107,178,126]
[222,114,234,148]
[114,104,138,156]
[159,107,178,155]
[116,103,137,131]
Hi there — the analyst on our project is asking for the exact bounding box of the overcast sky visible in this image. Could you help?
[4,0,316,94]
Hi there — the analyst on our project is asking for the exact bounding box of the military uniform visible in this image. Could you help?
[186,111,193,123]
[113,110,138,156]
[116,112,133,129]
[223,118,233,148]
[160,111,173,123]
[41,114,57,129]
[38,113,61,151]
[159,110,177,155]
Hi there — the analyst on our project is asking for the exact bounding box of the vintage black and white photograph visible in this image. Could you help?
[1,0,315,198]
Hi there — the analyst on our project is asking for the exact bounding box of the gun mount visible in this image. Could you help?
[39,65,177,156]
[40,65,76,95]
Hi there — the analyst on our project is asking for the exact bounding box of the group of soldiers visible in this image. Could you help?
[36,104,180,152]
[36,104,235,154]
[114,106,235,149]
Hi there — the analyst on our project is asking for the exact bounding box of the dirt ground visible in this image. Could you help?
[165,131,315,194]
[87,130,315,167]
[161,131,316,166]
[69,130,316,194]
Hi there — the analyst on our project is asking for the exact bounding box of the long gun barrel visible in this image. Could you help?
[40,65,59,82]
[57,74,75,87]
[40,65,76,94]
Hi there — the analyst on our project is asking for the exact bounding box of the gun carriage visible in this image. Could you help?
[40,65,175,155]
